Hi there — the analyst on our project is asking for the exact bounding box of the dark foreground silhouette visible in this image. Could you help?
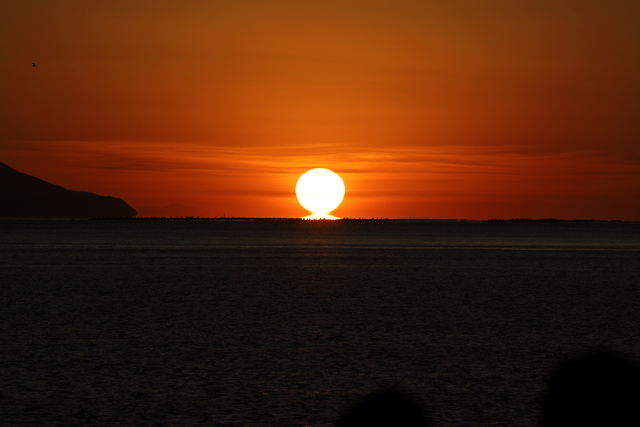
[336,350,640,426]
[337,387,432,427]
[542,350,640,426]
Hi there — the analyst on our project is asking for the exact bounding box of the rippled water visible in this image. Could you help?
[1,220,639,426]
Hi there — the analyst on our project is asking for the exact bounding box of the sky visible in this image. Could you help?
[2,0,639,219]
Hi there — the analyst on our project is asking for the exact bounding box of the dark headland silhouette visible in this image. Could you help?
[0,162,137,218]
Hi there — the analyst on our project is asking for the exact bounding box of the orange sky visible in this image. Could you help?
[2,0,639,219]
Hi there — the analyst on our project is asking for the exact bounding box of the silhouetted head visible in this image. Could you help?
[337,387,432,427]
[542,349,640,426]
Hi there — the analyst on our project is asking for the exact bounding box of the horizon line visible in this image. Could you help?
[80,217,637,223]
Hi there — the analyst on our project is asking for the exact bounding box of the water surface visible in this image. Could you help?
[1,220,639,426]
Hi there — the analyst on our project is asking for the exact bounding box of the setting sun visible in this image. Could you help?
[295,168,345,219]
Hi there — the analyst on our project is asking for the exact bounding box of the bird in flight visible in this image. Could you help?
[32,62,36,67]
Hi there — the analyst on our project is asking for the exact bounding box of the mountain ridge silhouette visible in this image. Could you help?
[0,162,137,218]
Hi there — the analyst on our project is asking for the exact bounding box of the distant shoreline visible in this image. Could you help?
[1,217,636,223]
[93,217,633,223]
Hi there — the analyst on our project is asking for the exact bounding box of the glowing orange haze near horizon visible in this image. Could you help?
[1,1,639,220]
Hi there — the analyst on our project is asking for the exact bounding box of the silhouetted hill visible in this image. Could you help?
[0,162,137,218]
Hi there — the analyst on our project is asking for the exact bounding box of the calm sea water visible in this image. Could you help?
[1,219,639,426]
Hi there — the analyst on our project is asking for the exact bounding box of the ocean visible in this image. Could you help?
[1,219,639,426]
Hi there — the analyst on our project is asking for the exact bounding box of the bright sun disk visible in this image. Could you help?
[295,168,345,219]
